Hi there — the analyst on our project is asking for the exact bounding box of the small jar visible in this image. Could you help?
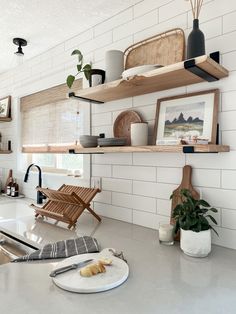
[159,224,174,246]
[130,122,148,146]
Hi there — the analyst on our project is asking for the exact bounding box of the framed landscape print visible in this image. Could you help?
[0,96,11,119]
[154,89,219,145]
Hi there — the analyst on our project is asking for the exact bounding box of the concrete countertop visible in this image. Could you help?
[0,197,236,314]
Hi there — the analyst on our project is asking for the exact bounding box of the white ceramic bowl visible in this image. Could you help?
[122,64,163,79]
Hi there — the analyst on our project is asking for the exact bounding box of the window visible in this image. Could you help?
[20,80,90,178]
[28,153,84,175]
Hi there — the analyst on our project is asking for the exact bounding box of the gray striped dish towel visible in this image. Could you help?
[12,236,99,262]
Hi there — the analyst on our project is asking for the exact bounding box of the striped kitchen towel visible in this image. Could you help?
[12,236,99,262]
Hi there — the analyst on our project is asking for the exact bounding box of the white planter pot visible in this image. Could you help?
[180,228,211,257]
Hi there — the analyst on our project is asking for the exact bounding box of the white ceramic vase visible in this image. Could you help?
[180,228,211,257]
[105,50,124,82]
[131,122,148,146]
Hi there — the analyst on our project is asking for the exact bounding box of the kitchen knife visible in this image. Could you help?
[50,258,93,277]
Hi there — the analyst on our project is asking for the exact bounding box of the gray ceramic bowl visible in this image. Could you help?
[79,135,99,148]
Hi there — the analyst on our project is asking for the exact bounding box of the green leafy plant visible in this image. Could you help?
[66,49,91,88]
[171,188,218,235]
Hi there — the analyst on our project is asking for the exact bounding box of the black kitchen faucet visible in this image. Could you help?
[24,164,46,204]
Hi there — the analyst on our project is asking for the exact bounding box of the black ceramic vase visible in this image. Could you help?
[187,19,205,59]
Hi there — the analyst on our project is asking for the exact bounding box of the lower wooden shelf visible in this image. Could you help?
[0,150,12,154]
[69,145,230,154]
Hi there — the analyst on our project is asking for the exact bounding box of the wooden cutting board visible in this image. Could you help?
[52,248,129,293]
[170,165,200,228]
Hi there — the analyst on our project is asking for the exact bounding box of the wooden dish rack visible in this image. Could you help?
[30,184,101,229]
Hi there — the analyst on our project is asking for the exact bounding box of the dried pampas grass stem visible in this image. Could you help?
[186,0,204,19]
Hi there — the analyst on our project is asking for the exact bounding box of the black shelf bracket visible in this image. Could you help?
[68,92,104,104]
[184,59,219,82]
[69,149,104,155]
[182,146,218,154]
[209,51,220,64]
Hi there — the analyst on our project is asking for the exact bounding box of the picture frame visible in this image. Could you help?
[0,96,11,119]
[153,89,219,145]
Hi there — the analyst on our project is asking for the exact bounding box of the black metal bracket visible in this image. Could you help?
[184,59,219,82]
[68,92,104,104]
[69,149,104,155]
[182,146,218,154]
[210,51,220,64]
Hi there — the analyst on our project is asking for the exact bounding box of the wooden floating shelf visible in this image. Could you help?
[0,118,12,122]
[73,55,229,103]
[69,145,230,154]
[0,150,12,154]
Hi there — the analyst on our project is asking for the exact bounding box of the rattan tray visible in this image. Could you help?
[124,28,185,69]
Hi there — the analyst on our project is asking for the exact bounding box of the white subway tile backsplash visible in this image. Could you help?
[133,210,169,229]
[113,165,156,181]
[192,169,221,188]
[133,181,177,199]
[94,8,133,36]
[133,152,185,167]
[223,10,236,34]
[133,0,170,18]
[221,91,236,112]
[222,208,236,230]
[201,187,236,210]
[113,10,158,41]
[156,167,182,184]
[156,198,171,217]
[92,164,112,177]
[112,192,156,213]
[92,112,112,127]
[220,111,236,131]
[94,153,132,165]
[159,0,189,23]
[94,190,112,204]
[222,170,236,189]
[102,178,132,193]
[222,51,236,72]
[94,202,132,223]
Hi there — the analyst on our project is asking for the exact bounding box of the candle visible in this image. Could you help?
[159,224,174,245]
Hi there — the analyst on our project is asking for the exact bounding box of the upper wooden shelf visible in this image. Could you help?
[69,145,230,154]
[0,150,12,154]
[72,55,229,103]
[0,118,12,122]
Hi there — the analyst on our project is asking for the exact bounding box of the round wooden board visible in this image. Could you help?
[52,248,129,293]
[113,110,142,145]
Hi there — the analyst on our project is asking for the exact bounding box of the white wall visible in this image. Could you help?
[0,0,236,249]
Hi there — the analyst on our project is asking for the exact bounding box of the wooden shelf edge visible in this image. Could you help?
[74,55,229,103]
[0,150,12,154]
[70,145,230,154]
[0,118,12,122]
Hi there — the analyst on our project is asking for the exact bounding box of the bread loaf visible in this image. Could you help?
[80,259,113,277]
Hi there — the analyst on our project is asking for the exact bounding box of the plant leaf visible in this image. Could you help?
[206,215,217,225]
[83,64,92,80]
[66,75,75,88]
[77,64,82,72]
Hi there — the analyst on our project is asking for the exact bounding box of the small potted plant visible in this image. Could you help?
[171,188,218,257]
[66,49,92,88]
[66,49,105,88]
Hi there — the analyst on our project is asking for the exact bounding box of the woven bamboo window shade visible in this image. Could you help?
[20,80,84,153]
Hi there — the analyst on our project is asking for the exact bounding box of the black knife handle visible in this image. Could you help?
[50,264,77,277]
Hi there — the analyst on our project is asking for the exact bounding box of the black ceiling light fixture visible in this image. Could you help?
[13,38,27,56]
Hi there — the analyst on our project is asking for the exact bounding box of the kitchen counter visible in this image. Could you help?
[0,197,236,314]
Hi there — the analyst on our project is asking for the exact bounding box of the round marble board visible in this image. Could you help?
[52,248,129,293]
